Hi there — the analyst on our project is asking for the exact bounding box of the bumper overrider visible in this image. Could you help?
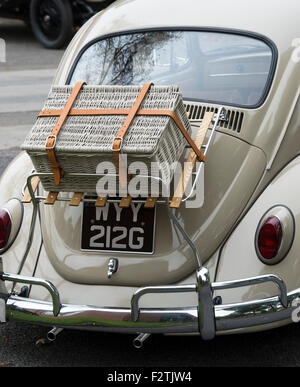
[0,265,297,340]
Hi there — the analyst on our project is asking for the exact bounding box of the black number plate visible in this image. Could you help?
[81,202,156,254]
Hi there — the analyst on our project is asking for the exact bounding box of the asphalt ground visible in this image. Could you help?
[0,17,300,371]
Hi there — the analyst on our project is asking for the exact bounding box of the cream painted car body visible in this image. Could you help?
[0,0,300,339]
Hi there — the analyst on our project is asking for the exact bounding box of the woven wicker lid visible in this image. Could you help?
[22,84,190,157]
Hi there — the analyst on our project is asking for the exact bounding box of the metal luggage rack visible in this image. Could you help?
[17,106,226,285]
[0,105,290,345]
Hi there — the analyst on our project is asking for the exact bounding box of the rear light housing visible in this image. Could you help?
[0,199,24,254]
[257,216,282,259]
[0,209,12,249]
[255,206,295,265]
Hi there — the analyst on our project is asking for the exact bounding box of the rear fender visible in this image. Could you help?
[215,155,300,304]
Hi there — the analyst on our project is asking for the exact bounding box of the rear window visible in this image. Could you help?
[69,30,275,108]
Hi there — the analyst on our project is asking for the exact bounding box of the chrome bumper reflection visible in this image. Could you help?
[6,296,200,334]
[0,268,296,337]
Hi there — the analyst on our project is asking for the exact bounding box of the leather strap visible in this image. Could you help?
[144,196,157,208]
[112,82,153,168]
[95,195,108,207]
[119,195,132,208]
[69,192,84,206]
[146,110,206,162]
[45,192,59,205]
[170,111,214,208]
[40,107,206,162]
[45,82,85,185]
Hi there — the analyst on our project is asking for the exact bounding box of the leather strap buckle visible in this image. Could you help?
[45,135,57,150]
[112,136,124,152]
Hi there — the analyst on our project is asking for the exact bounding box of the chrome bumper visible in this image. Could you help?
[0,267,297,338]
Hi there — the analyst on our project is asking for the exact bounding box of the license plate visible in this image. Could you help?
[81,201,156,254]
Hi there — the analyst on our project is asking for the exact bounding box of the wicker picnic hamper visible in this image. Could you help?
[22,83,194,195]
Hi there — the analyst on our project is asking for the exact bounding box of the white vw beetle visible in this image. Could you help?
[0,0,300,348]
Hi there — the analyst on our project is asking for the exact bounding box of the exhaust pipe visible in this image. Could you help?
[47,327,64,342]
[133,333,151,349]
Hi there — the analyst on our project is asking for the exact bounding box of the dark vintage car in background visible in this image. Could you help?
[0,0,115,48]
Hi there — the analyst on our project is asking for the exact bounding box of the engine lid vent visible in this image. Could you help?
[184,103,244,133]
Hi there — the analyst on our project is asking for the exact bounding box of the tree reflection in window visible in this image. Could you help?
[71,31,183,86]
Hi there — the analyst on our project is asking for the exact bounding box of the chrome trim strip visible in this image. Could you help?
[209,72,269,77]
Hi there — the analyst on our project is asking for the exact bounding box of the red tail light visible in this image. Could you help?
[257,216,282,259]
[0,209,11,249]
